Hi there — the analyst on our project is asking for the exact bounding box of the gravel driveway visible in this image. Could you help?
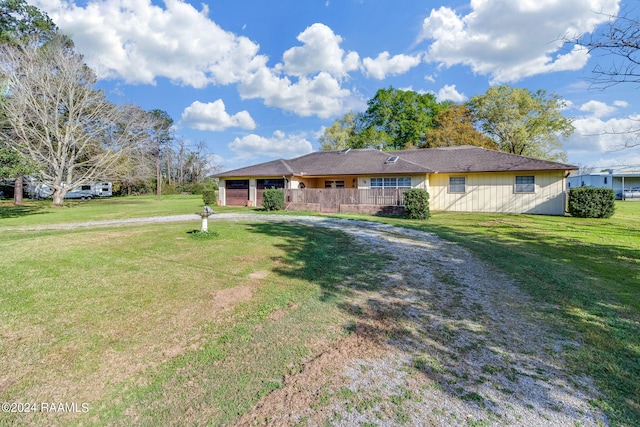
[8,213,608,426]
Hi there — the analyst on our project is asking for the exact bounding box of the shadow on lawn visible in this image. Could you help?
[245,220,635,425]
[0,203,46,219]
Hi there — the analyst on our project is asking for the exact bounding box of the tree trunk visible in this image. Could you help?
[13,175,24,204]
[156,155,162,200]
[166,149,172,186]
[52,189,65,206]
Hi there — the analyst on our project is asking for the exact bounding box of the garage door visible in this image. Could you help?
[225,180,249,206]
[257,179,285,206]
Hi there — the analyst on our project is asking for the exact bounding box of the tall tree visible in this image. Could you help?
[467,86,574,162]
[0,36,152,206]
[1,0,59,203]
[424,104,498,149]
[319,112,356,151]
[0,0,57,47]
[353,87,446,150]
[147,109,174,200]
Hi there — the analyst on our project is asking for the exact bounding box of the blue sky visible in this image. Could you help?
[30,0,640,172]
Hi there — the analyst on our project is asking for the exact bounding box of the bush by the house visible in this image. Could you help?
[202,189,217,206]
[403,189,430,220]
[262,188,284,211]
[568,187,616,218]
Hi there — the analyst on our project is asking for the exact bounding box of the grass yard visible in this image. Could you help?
[1,196,638,426]
[0,208,382,426]
[0,194,205,226]
[335,201,640,426]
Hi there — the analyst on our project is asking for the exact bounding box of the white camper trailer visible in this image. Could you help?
[25,181,113,199]
[90,182,113,197]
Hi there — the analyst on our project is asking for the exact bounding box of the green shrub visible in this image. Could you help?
[403,188,430,220]
[568,187,616,218]
[202,189,217,206]
[262,188,284,211]
[176,182,205,194]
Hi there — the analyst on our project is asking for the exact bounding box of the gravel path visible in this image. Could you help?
[6,214,608,426]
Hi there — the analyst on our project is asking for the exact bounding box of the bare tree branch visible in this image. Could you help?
[0,36,151,205]
[575,7,640,89]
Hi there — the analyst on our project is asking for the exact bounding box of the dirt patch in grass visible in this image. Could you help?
[249,270,270,280]
[236,314,392,426]
[210,285,255,314]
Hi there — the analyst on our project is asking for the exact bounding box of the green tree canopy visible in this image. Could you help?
[352,87,446,150]
[425,104,497,149]
[467,85,574,162]
[0,0,58,46]
[319,112,356,151]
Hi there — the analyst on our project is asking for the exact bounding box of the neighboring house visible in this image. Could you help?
[567,170,640,200]
[214,146,578,215]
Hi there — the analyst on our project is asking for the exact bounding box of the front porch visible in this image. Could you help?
[284,188,407,214]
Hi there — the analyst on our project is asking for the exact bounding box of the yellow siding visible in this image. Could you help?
[429,172,567,215]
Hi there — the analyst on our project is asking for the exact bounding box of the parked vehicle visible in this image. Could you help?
[623,187,640,200]
[90,182,113,197]
[25,180,113,199]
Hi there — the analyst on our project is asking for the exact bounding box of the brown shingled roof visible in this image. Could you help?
[394,146,578,173]
[215,159,294,177]
[213,146,577,178]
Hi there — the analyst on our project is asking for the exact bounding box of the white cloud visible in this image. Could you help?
[436,84,467,102]
[33,0,264,87]
[565,108,640,165]
[228,131,313,160]
[238,69,351,118]
[281,23,359,78]
[181,100,256,131]
[34,2,359,118]
[578,100,618,119]
[418,0,620,83]
[362,52,421,80]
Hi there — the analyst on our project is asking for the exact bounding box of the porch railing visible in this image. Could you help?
[285,188,407,206]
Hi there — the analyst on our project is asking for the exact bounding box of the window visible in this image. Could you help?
[515,175,535,193]
[449,177,466,193]
[370,177,411,188]
[324,180,345,188]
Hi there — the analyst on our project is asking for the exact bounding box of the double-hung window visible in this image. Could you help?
[515,175,535,193]
[449,177,466,193]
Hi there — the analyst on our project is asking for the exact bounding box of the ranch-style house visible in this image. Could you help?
[214,146,578,216]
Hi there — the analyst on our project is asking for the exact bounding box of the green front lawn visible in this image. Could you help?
[1,197,638,425]
[0,217,381,426]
